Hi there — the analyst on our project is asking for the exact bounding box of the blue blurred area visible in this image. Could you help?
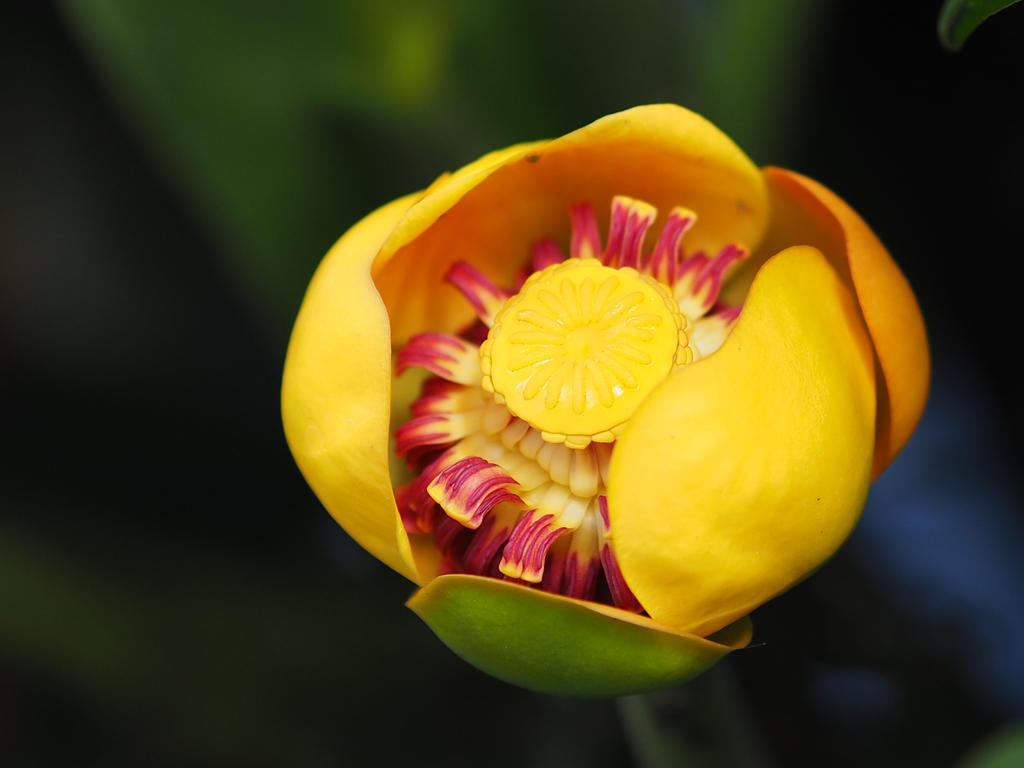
[857,362,1024,716]
[798,362,1024,755]
[811,664,903,727]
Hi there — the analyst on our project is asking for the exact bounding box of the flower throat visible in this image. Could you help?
[393,195,747,610]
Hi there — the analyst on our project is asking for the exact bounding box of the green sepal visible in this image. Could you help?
[406,574,751,697]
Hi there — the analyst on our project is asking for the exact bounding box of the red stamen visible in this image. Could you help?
[395,449,460,534]
[597,497,643,612]
[435,515,474,570]
[540,541,568,594]
[599,547,644,613]
[532,239,565,272]
[393,484,423,534]
[562,550,600,601]
[462,511,514,575]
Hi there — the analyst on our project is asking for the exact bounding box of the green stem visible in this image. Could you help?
[616,662,772,768]
[617,693,703,768]
[701,663,772,768]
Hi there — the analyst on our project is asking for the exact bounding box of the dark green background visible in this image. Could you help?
[3,2,1023,766]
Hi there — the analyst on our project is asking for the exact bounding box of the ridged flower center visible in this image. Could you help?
[481,259,689,449]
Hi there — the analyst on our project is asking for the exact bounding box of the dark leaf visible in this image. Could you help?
[938,0,1022,51]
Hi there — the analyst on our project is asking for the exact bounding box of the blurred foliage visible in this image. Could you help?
[59,0,819,343]
[959,723,1024,768]
[1,518,629,765]
[938,0,1022,50]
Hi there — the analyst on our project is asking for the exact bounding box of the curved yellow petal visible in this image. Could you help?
[373,104,769,344]
[724,168,929,477]
[609,246,876,637]
[282,193,426,584]
[407,574,751,696]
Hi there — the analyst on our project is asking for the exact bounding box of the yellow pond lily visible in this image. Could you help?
[281,104,929,696]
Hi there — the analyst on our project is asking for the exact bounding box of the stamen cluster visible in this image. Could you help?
[393,196,747,609]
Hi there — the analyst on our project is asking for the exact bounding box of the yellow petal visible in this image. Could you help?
[282,192,428,584]
[723,168,929,477]
[609,246,876,636]
[373,104,769,344]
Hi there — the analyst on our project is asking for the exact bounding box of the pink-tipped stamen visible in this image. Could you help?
[694,242,747,299]
[395,333,481,386]
[428,456,524,529]
[410,379,477,418]
[676,243,748,318]
[394,412,479,459]
[712,303,743,324]
[570,203,602,260]
[645,207,696,284]
[499,509,570,583]
[445,261,510,328]
[674,250,708,287]
[603,197,656,269]
[687,303,745,360]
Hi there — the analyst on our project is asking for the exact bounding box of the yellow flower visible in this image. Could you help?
[281,105,929,695]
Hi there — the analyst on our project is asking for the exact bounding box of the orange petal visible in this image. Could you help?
[724,168,929,477]
[373,104,769,344]
[282,192,436,584]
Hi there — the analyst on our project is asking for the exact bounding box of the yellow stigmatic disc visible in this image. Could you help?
[481,259,690,448]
